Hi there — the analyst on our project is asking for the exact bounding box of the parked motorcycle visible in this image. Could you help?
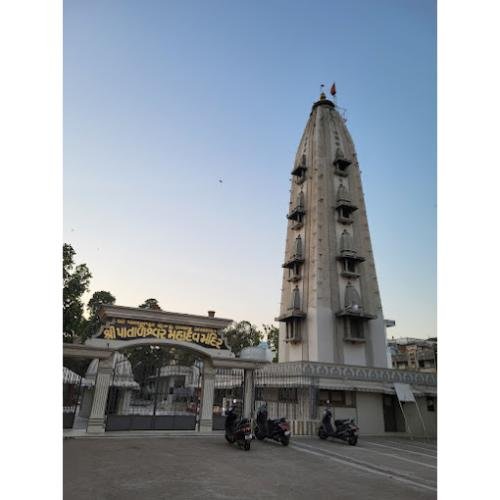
[318,406,359,446]
[225,401,252,451]
[254,404,291,446]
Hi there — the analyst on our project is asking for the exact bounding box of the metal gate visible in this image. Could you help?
[63,358,91,429]
[105,346,203,431]
[212,368,244,430]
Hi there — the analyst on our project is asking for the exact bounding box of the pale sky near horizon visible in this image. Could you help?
[64,0,436,339]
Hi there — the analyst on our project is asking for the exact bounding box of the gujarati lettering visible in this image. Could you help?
[99,319,227,349]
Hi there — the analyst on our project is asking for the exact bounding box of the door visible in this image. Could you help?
[383,395,398,432]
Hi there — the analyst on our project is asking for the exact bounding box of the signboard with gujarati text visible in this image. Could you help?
[96,318,229,350]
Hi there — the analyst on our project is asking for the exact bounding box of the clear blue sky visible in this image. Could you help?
[64,0,436,339]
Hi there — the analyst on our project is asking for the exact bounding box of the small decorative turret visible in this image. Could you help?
[336,182,350,204]
[294,234,303,258]
[340,230,355,255]
[291,285,301,310]
[291,154,307,179]
[344,282,362,312]
[297,191,304,209]
[287,190,306,223]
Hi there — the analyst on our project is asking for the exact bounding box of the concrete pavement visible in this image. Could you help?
[64,435,436,499]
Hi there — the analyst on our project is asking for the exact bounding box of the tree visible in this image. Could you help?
[139,298,162,310]
[63,243,92,343]
[82,290,116,342]
[263,324,280,362]
[222,321,263,357]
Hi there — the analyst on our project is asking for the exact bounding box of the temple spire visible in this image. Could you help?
[277,91,388,367]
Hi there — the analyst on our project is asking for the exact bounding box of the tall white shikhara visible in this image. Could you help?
[277,93,388,368]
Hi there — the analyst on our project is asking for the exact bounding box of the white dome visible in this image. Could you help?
[239,343,273,362]
[84,352,140,389]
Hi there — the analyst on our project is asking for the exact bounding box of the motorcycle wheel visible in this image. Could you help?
[255,426,265,440]
[348,435,358,446]
[225,434,235,444]
[281,435,290,446]
[244,441,251,451]
[318,428,327,440]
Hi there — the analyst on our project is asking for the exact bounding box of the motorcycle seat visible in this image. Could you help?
[335,419,350,426]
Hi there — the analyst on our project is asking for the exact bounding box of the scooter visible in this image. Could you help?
[224,401,252,451]
[318,406,359,446]
[254,403,291,446]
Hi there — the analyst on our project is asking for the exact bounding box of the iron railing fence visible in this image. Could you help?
[63,357,92,429]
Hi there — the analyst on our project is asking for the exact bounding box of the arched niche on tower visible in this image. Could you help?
[291,153,307,183]
[339,229,355,256]
[333,147,352,177]
[335,181,358,224]
[290,285,301,311]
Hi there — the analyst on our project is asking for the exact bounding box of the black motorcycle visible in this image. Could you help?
[225,403,252,451]
[318,407,359,446]
[254,404,291,446]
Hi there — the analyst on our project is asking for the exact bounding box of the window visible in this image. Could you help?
[278,388,298,403]
[285,320,301,341]
[318,390,356,408]
[340,207,351,220]
[349,319,364,339]
[344,260,356,273]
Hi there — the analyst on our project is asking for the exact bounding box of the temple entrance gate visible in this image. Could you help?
[105,346,203,431]
[63,305,270,434]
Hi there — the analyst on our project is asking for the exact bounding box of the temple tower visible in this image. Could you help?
[277,91,388,367]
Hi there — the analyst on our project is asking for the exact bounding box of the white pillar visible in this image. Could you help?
[199,363,215,432]
[87,357,114,433]
[243,369,254,419]
[78,387,94,418]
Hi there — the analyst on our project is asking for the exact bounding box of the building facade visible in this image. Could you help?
[388,337,437,372]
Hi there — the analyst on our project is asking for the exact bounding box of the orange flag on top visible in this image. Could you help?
[330,83,336,96]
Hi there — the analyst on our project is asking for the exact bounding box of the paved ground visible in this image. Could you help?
[64,434,437,499]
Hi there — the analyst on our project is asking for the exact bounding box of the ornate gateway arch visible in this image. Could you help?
[67,305,270,434]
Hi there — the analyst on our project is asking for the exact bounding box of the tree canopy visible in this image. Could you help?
[222,320,263,356]
[82,290,116,342]
[63,243,92,343]
[263,324,280,362]
[139,298,162,310]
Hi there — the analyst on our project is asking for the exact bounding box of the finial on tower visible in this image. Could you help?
[319,84,326,100]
